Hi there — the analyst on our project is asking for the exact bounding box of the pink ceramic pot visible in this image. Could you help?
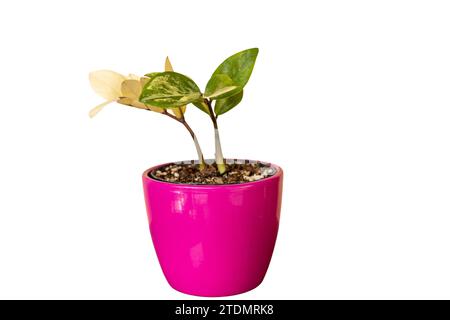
[142,160,283,297]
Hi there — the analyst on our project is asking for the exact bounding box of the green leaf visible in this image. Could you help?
[211,48,259,88]
[139,72,202,108]
[205,74,240,100]
[214,90,244,116]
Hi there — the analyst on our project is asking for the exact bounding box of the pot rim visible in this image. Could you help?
[142,159,283,188]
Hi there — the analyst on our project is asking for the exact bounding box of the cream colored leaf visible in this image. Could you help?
[165,56,174,72]
[121,79,141,100]
[89,100,113,118]
[89,70,126,100]
[117,97,164,113]
[128,74,140,80]
[131,101,151,110]
[147,105,164,113]
[180,105,187,113]
[118,97,146,110]
[117,97,134,106]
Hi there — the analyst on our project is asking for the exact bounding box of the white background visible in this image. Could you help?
[0,0,449,299]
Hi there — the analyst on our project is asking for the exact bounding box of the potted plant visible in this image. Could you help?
[89,48,283,297]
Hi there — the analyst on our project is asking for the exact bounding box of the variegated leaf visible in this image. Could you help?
[165,56,186,118]
[139,72,201,108]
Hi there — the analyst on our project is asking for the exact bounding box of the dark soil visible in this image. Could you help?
[150,161,275,184]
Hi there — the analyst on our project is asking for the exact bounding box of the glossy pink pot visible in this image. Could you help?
[142,161,283,297]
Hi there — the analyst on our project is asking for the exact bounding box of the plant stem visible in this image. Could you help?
[205,99,226,174]
[162,110,206,169]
